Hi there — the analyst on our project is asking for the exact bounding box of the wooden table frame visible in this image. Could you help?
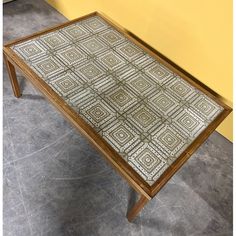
[3,11,232,222]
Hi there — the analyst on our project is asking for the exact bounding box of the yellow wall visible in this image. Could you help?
[46,0,233,141]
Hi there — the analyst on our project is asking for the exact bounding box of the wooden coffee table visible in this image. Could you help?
[3,12,232,222]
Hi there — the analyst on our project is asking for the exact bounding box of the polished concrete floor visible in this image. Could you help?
[3,1,233,235]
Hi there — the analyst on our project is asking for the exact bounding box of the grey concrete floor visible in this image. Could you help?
[3,0,233,235]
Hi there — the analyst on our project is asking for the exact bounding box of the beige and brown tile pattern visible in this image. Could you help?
[11,15,223,185]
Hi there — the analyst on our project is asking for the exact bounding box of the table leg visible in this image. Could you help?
[4,54,21,98]
[127,194,149,222]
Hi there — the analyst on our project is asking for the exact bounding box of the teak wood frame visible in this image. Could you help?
[3,11,232,222]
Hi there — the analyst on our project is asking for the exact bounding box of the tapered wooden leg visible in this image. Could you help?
[4,54,21,98]
[127,195,149,222]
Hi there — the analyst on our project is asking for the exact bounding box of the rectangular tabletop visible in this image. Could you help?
[3,12,231,198]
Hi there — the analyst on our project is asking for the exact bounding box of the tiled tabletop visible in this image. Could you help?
[11,15,223,185]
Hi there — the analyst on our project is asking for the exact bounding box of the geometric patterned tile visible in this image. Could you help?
[79,98,116,131]
[149,91,179,116]
[65,87,94,110]
[125,73,157,96]
[132,53,156,71]
[152,124,190,163]
[61,23,91,42]
[30,55,66,80]
[102,85,138,112]
[97,51,127,71]
[132,106,157,128]
[74,61,105,82]
[171,108,206,138]
[127,103,162,133]
[11,40,47,61]
[39,31,70,50]
[55,45,86,66]
[82,16,109,33]
[11,15,224,185]
[91,75,117,93]
[47,70,85,97]
[101,119,140,155]
[190,94,223,121]
[165,76,199,102]
[116,41,143,62]
[111,63,137,82]
[128,143,167,185]
[79,37,108,55]
[152,93,175,110]
[99,28,125,46]
[145,61,174,85]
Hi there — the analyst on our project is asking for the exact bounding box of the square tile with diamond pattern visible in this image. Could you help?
[11,15,223,185]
